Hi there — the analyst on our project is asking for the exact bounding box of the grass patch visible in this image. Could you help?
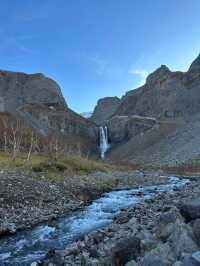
[0,152,121,179]
[163,157,200,176]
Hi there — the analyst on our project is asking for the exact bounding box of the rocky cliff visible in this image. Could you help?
[115,59,200,119]
[102,54,200,166]
[91,96,121,125]
[0,70,98,154]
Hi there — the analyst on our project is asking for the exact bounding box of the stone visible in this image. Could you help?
[148,242,174,265]
[125,260,138,266]
[141,253,165,266]
[182,251,200,266]
[192,251,200,264]
[111,236,141,266]
[192,219,200,245]
[172,262,182,266]
[155,208,183,241]
[42,249,64,266]
[30,263,38,266]
[140,238,158,252]
[180,198,200,221]
[168,219,198,258]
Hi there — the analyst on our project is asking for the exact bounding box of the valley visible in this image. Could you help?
[0,55,200,265]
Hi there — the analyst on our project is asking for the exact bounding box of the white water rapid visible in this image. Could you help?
[99,126,110,159]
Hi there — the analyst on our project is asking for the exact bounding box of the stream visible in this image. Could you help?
[0,176,190,265]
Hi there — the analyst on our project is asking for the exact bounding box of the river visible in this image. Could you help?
[0,176,189,265]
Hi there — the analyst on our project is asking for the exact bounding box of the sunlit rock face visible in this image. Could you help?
[0,70,98,154]
[93,54,200,166]
[91,96,121,125]
[107,115,156,143]
[0,71,67,112]
[115,55,200,120]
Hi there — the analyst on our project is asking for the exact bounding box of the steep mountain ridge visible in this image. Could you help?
[98,54,200,165]
[114,59,200,119]
[0,70,98,154]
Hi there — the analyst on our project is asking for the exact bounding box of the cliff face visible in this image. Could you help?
[91,97,121,125]
[105,54,200,165]
[115,56,200,119]
[0,70,98,154]
[0,71,67,112]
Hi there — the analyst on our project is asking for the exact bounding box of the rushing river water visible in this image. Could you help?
[0,176,190,265]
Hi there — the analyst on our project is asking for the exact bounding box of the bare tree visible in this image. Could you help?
[10,119,23,160]
[0,115,9,153]
[26,131,34,161]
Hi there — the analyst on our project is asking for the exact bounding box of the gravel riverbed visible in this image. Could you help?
[0,169,167,236]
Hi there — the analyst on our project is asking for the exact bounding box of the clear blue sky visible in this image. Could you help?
[0,0,200,113]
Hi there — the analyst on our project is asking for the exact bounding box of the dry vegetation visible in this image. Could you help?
[0,113,134,178]
[164,158,200,176]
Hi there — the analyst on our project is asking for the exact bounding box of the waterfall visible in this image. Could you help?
[99,126,109,159]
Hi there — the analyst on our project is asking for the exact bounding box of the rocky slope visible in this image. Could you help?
[94,54,200,165]
[0,70,98,154]
[109,113,200,166]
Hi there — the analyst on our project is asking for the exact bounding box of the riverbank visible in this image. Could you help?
[41,176,200,266]
[0,167,168,236]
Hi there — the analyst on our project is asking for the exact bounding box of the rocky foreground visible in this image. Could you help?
[0,169,166,236]
[40,176,200,266]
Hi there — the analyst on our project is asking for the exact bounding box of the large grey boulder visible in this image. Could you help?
[141,253,166,266]
[145,242,174,265]
[155,207,183,241]
[192,219,200,245]
[167,219,198,258]
[180,198,200,221]
[125,260,138,266]
[111,236,141,266]
[181,251,200,266]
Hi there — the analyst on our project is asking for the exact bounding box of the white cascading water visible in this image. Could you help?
[99,126,109,159]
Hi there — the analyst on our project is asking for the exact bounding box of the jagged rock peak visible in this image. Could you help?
[96,96,120,105]
[188,54,200,72]
[91,96,121,125]
[146,64,171,84]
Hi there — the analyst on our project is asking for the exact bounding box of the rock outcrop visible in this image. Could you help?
[105,54,200,165]
[0,71,67,112]
[91,96,121,125]
[115,56,200,119]
[107,115,156,143]
[0,70,98,154]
